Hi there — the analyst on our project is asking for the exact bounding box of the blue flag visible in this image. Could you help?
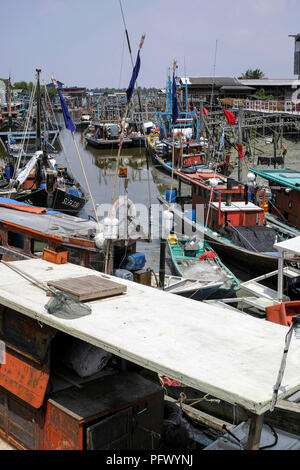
[58,89,76,132]
[172,73,179,124]
[126,51,141,103]
[220,129,225,148]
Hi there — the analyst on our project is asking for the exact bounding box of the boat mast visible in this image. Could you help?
[35,69,42,151]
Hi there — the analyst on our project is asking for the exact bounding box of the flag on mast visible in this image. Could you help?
[57,89,76,133]
[222,109,236,125]
[126,50,141,103]
[220,129,225,148]
[172,72,179,124]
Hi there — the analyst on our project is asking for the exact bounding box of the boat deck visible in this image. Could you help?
[1,258,300,416]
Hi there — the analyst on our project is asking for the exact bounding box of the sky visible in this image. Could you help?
[1,0,300,89]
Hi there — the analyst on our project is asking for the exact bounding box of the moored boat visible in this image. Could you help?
[159,168,297,276]
[165,234,239,300]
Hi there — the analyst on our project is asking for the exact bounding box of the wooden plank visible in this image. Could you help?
[47,275,127,301]
[164,395,235,433]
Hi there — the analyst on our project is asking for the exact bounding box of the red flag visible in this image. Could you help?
[237,143,244,159]
[203,107,208,115]
[222,109,236,125]
[187,100,190,110]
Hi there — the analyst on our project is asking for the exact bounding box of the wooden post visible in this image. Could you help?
[159,238,166,289]
[245,413,264,450]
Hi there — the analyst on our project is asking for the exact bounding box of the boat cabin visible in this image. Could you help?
[176,169,266,232]
[251,168,300,230]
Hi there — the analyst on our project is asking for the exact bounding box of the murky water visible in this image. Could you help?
[1,113,300,277]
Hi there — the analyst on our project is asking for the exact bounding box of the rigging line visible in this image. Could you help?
[8,80,37,197]
[119,0,151,208]
[118,30,126,89]
[51,75,98,224]
[44,85,75,179]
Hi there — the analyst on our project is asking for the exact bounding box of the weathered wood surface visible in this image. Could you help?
[0,259,300,416]
[47,275,127,301]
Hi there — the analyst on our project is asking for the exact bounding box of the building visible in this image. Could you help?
[178,76,300,103]
[179,76,255,104]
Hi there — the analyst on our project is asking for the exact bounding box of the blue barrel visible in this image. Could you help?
[113,269,134,281]
[5,165,14,179]
[166,188,177,203]
[122,253,146,271]
[69,188,81,197]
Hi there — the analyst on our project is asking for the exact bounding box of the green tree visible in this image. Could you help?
[238,69,266,79]
[13,81,29,90]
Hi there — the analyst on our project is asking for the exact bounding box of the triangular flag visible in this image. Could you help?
[222,109,236,125]
[203,107,208,115]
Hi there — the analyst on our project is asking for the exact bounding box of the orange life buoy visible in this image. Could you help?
[175,131,184,140]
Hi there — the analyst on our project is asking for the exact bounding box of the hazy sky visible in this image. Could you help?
[1,0,300,89]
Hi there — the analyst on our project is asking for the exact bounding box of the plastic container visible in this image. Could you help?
[40,183,46,190]
[165,189,177,204]
[113,269,134,281]
[42,248,68,264]
[69,188,81,198]
[122,253,146,271]
[5,165,14,180]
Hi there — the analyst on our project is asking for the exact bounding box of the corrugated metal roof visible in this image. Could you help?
[180,77,240,87]
[240,79,300,87]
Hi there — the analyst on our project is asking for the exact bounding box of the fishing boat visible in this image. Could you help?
[147,133,208,175]
[164,234,239,300]
[0,70,86,215]
[250,167,300,238]
[84,121,134,149]
[159,168,296,276]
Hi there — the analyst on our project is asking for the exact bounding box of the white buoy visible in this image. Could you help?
[94,231,105,249]
[208,178,219,188]
[162,210,174,239]
[247,172,256,182]
[103,217,113,240]
[111,218,119,240]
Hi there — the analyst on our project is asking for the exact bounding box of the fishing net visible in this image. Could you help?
[45,290,91,319]
[219,225,277,252]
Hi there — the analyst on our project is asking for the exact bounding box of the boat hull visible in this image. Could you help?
[14,188,86,216]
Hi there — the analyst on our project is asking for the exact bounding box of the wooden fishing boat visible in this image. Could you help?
[250,167,300,236]
[165,234,239,300]
[159,168,298,277]
[84,121,134,149]
[147,133,208,175]
[0,70,86,215]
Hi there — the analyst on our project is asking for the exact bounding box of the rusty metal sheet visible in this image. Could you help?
[0,306,56,363]
[0,348,49,408]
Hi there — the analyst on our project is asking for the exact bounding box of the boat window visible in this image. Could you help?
[31,239,49,256]
[7,231,25,250]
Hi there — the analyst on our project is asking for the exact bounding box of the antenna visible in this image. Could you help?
[210,39,218,108]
